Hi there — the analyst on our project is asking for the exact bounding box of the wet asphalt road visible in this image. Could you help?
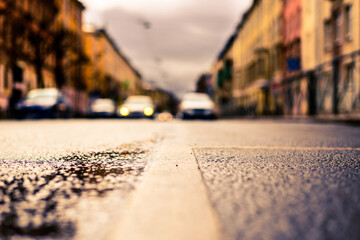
[0,120,159,239]
[0,143,150,239]
[0,119,359,240]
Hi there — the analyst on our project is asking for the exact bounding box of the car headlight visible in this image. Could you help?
[119,107,130,116]
[144,107,154,116]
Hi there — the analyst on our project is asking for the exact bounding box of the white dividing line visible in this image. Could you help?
[193,146,360,151]
[107,131,221,240]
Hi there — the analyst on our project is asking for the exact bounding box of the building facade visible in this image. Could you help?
[195,73,213,97]
[55,0,86,115]
[283,0,305,115]
[301,0,360,115]
[315,0,360,115]
[210,0,360,118]
[213,34,235,116]
[230,0,284,116]
[0,0,86,117]
[0,0,59,117]
[83,27,143,106]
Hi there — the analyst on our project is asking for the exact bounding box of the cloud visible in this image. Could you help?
[92,0,251,98]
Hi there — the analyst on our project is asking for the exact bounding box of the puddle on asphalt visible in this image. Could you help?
[0,145,149,239]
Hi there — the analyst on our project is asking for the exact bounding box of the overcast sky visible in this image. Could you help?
[82,0,252,98]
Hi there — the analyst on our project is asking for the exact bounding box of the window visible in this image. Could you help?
[297,8,302,31]
[16,0,24,9]
[277,45,283,70]
[258,57,265,76]
[334,10,342,43]
[0,17,3,34]
[217,70,223,87]
[324,20,332,50]
[278,17,282,36]
[345,5,352,39]
[4,65,8,89]
[0,65,3,91]
[224,60,233,80]
[271,51,276,73]
[344,63,354,90]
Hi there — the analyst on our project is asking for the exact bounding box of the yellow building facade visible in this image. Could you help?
[212,0,360,117]
[83,27,142,105]
[232,0,283,115]
[303,0,360,115]
[210,33,235,115]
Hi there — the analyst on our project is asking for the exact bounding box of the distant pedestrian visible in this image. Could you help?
[8,88,22,119]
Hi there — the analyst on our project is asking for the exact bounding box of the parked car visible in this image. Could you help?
[179,92,218,120]
[16,88,71,119]
[88,98,116,118]
[117,95,155,119]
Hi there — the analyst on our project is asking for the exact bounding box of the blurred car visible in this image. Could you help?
[157,111,173,122]
[88,98,116,118]
[179,92,218,120]
[16,88,71,119]
[117,95,155,119]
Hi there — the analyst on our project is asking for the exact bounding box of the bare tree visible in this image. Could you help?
[0,1,28,83]
[0,1,29,116]
[27,0,58,88]
[51,26,88,90]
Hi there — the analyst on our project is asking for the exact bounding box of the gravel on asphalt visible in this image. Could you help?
[194,148,360,240]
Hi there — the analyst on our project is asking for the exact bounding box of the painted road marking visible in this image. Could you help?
[193,146,360,151]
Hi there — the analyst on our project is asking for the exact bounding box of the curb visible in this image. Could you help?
[219,114,360,126]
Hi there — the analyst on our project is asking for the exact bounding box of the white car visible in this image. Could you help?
[89,98,116,118]
[179,93,218,119]
[117,95,155,119]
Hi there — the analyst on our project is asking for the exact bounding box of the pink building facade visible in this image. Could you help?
[283,0,306,115]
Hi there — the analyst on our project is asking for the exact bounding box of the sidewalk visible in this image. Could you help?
[313,113,360,125]
[223,113,360,126]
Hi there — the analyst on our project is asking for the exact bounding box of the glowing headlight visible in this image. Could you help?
[144,107,154,116]
[119,107,130,116]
